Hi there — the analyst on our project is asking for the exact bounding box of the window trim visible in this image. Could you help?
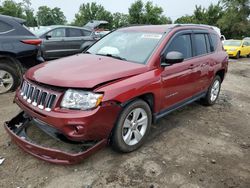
[161,29,194,63]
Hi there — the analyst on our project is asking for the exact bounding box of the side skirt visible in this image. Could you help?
[153,91,207,123]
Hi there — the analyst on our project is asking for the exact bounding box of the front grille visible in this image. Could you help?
[20,80,57,112]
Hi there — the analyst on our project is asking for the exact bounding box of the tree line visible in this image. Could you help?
[0,0,249,39]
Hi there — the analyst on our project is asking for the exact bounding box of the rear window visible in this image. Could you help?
[0,21,13,33]
[83,30,91,36]
[194,34,207,56]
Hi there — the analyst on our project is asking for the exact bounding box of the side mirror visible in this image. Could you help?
[45,35,52,40]
[162,51,184,67]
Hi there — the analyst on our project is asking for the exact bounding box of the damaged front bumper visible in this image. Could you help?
[4,112,107,164]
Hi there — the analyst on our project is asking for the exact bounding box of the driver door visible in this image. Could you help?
[160,31,200,110]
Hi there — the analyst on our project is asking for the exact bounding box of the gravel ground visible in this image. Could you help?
[0,58,250,188]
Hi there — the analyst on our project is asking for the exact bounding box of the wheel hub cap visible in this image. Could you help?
[0,70,14,94]
[210,80,220,102]
[122,108,148,146]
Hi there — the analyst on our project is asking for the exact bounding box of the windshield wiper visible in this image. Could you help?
[96,53,127,61]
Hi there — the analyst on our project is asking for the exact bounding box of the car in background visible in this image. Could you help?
[223,39,250,58]
[0,14,43,94]
[34,25,97,60]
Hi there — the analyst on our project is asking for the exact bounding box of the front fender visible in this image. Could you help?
[95,69,162,112]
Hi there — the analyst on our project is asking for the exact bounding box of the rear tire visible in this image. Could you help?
[111,99,152,153]
[201,76,221,106]
[0,59,20,94]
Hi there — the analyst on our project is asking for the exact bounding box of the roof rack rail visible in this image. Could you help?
[172,24,215,30]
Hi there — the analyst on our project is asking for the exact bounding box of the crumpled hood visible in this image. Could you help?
[26,54,148,88]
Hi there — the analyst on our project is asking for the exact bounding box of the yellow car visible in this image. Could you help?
[223,40,250,58]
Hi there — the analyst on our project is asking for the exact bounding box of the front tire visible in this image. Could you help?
[111,99,152,153]
[0,62,20,94]
[236,51,240,59]
[201,76,221,106]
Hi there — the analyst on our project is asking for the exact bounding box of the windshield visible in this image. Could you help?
[33,27,52,36]
[87,31,163,64]
[224,40,242,46]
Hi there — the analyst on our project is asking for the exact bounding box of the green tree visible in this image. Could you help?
[218,0,250,38]
[73,2,113,28]
[129,0,171,25]
[0,0,24,18]
[175,3,223,25]
[112,12,129,28]
[175,15,196,24]
[22,0,37,27]
[37,6,66,26]
[128,0,144,24]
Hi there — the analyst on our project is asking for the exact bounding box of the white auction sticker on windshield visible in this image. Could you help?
[141,34,162,39]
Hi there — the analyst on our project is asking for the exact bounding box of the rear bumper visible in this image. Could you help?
[4,112,107,164]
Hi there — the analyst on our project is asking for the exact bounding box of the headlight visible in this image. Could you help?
[229,48,237,51]
[61,89,103,110]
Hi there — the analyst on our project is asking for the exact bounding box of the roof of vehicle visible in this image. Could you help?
[39,25,92,31]
[225,39,242,41]
[118,24,216,33]
[0,14,25,24]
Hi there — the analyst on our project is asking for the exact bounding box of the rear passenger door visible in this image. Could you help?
[63,28,94,56]
[189,31,213,93]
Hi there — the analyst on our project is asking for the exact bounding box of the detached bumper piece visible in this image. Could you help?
[4,112,107,164]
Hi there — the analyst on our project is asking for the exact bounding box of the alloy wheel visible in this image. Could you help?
[0,70,14,94]
[122,108,148,146]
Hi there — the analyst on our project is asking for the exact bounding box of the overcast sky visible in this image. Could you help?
[16,0,219,22]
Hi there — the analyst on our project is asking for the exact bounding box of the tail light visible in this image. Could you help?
[21,39,42,45]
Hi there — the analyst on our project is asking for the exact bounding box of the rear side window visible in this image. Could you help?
[68,28,82,37]
[0,21,13,33]
[83,30,91,36]
[210,33,219,51]
[166,34,192,59]
[194,34,207,56]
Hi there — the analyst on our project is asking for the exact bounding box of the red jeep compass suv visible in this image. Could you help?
[5,24,228,164]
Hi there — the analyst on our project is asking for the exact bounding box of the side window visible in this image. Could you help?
[68,28,82,37]
[166,34,192,59]
[47,28,66,38]
[0,21,13,33]
[243,41,249,46]
[194,34,207,56]
[210,33,219,51]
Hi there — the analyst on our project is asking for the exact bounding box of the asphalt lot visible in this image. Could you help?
[0,58,250,188]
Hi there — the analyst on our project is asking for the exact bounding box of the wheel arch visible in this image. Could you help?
[120,93,155,114]
[215,69,225,82]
